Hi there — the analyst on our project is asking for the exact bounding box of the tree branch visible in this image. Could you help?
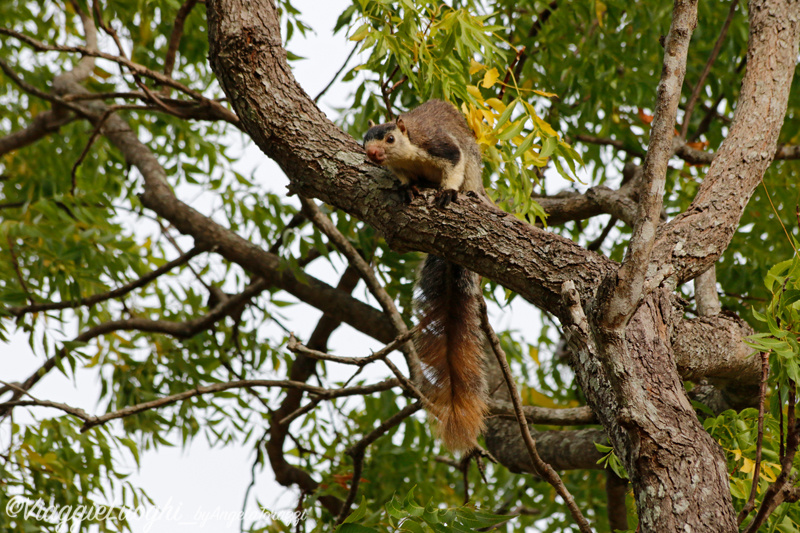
[598,0,698,329]
[299,197,421,380]
[0,379,397,428]
[680,0,739,139]
[266,266,362,518]
[77,377,398,432]
[0,28,207,101]
[650,0,800,286]
[479,299,592,533]
[0,110,75,157]
[606,471,629,532]
[163,0,200,80]
[512,0,559,81]
[5,246,205,317]
[0,277,270,412]
[573,133,646,159]
[694,265,721,317]
[336,401,423,524]
[488,402,596,426]
[205,0,616,320]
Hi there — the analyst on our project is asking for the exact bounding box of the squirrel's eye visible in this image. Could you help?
[386,135,395,143]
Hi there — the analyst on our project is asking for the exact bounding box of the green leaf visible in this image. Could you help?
[495,119,526,141]
[539,136,558,158]
[349,23,371,42]
[337,525,380,533]
[343,497,370,523]
[495,99,518,129]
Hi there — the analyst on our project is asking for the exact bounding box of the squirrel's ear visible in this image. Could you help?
[368,119,376,128]
[396,118,407,134]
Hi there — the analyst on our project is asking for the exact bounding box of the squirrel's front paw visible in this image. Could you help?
[401,184,420,204]
[435,189,458,207]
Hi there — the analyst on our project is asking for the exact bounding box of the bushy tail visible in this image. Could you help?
[415,255,487,451]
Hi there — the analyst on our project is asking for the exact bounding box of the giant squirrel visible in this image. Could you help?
[364,99,487,451]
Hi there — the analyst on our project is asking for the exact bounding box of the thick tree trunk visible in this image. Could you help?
[564,288,737,530]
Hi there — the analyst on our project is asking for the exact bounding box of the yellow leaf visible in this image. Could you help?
[93,66,113,80]
[469,59,485,76]
[760,462,779,482]
[465,106,483,137]
[86,350,101,368]
[740,457,755,474]
[529,346,540,366]
[467,85,482,99]
[482,67,500,88]
[533,89,558,98]
[485,98,506,113]
[532,113,558,137]
[595,0,607,27]
[525,387,559,409]
[480,109,495,127]
[524,151,548,167]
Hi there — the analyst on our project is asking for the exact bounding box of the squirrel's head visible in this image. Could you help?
[363,119,411,166]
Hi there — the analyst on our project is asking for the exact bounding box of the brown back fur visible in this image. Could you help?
[364,100,484,194]
[398,100,483,194]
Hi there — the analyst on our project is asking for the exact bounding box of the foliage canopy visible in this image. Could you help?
[1,0,800,532]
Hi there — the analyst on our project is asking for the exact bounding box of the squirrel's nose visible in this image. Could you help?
[366,146,385,164]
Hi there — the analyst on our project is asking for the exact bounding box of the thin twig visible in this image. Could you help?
[6,246,205,317]
[288,326,418,368]
[0,27,209,102]
[460,451,474,504]
[512,0,559,81]
[0,378,398,433]
[163,0,200,81]
[335,401,423,524]
[688,92,725,143]
[573,134,646,159]
[92,0,127,59]
[0,277,271,414]
[0,58,86,115]
[743,381,799,533]
[0,382,93,421]
[587,217,618,252]
[314,43,359,103]
[282,326,421,427]
[380,65,401,121]
[598,0,698,329]
[71,106,117,194]
[5,235,33,305]
[738,351,769,524]
[240,429,268,533]
[478,299,593,533]
[498,46,525,100]
[299,197,421,382]
[680,0,739,139]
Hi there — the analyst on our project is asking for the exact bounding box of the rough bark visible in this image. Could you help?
[202,0,800,531]
[650,0,800,287]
